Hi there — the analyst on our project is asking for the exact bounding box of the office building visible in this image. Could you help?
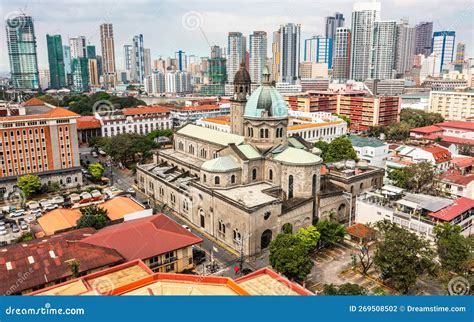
[63,45,72,86]
[325,12,345,39]
[432,31,456,74]
[200,46,227,96]
[144,48,152,77]
[394,19,416,76]
[271,30,281,82]
[100,23,117,88]
[175,50,187,72]
[131,34,145,83]
[415,22,433,56]
[278,23,301,84]
[71,57,89,92]
[124,44,132,71]
[350,1,381,81]
[299,62,328,78]
[88,59,99,87]
[371,20,397,80]
[454,42,465,72]
[227,32,246,83]
[6,14,39,90]
[46,34,66,89]
[332,27,351,81]
[69,36,87,58]
[86,45,96,59]
[0,98,82,194]
[249,31,267,84]
[429,89,473,121]
[304,36,333,69]
[144,71,166,95]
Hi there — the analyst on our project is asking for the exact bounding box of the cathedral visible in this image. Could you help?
[137,64,324,256]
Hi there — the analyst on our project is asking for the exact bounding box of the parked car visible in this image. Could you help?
[69,193,81,203]
[25,215,35,223]
[90,190,102,198]
[19,220,28,230]
[127,188,136,196]
[26,201,40,210]
[0,230,7,236]
[192,248,206,265]
[11,225,20,233]
[11,209,25,217]
[51,196,65,205]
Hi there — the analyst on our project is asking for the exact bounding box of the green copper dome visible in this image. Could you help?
[243,67,288,118]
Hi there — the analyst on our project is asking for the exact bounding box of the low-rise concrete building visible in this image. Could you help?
[349,135,389,168]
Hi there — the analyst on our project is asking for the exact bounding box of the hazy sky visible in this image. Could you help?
[0,0,473,73]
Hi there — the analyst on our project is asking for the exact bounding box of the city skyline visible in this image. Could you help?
[0,0,472,74]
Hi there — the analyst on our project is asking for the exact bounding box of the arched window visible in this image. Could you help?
[359,182,364,191]
[260,129,264,138]
[231,175,236,184]
[178,142,184,150]
[215,176,220,185]
[199,209,205,228]
[252,168,257,181]
[312,174,317,195]
[288,175,294,198]
[203,174,207,182]
[269,169,273,181]
[218,220,226,234]
[265,129,269,138]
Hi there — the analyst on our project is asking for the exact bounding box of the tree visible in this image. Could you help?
[387,161,435,193]
[16,232,34,242]
[373,221,436,294]
[357,243,374,275]
[76,205,110,230]
[269,233,314,282]
[296,226,320,253]
[323,283,367,295]
[400,108,444,127]
[88,163,106,181]
[434,223,472,274]
[17,175,42,198]
[335,114,351,127]
[314,137,357,163]
[68,260,81,278]
[281,223,293,234]
[315,220,346,247]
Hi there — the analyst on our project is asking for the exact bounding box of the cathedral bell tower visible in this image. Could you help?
[230,62,251,135]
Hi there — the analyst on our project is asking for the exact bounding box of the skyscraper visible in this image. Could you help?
[432,31,456,73]
[124,45,132,71]
[71,57,89,91]
[394,19,416,76]
[69,36,87,58]
[63,45,72,86]
[46,34,66,89]
[227,32,246,83]
[200,45,226,96]
[278,23,301,84]
[271,30,281,82]
[6,14,40,90]
[249,31,267,84]
[454,42,465,72]
[86,45,96,59]
[415,22,433,56]
[371,20,397,80]
[325,12,345,39]
[304,35,333,68]
[100,23,117,88]
[131,34,145,83]
[332,27,351,81]
[175,50,187,71]
[88,59,99,87]
[350,2,381,81]
[144,48,151,77]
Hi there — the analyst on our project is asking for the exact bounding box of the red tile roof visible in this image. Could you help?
[77,116,101,129]
[346,223,373,239]
[421,146,452,164]
[424,134,474,146]
[429,197,474,221]
[122,105,170,116]
[0,228,124,295]
[452,156,474,169]
[438,170,474,186]
[22,97,48,107]
[437,121,474,131]
[410,125,443,134]
[82,214,202,261]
